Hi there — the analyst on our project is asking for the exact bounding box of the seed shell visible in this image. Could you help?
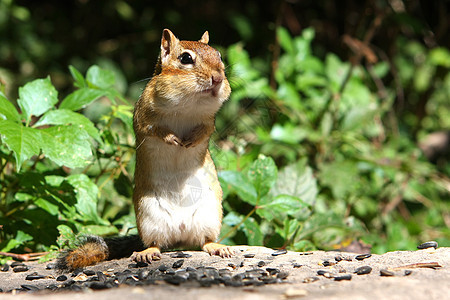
[354,266,372,275]
[355,254,372,261]
[25,273,46,280]
[380,269,394,276]
[56,275,68,281]
[13,266,29,272]
[272,249,288,256]
[334,274,352,281]
[172,259,184,269]
[417,241,438,249]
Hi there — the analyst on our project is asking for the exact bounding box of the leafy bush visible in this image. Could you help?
[0,65,135,259]
[217,27,449,252]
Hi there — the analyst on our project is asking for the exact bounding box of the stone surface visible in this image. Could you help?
[0,246,448,299]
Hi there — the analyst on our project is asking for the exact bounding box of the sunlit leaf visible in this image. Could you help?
[39,125,92,168]
[18,77,58,123]
[219,170,257,205]
[247,155,277,198]
[271,159,318,205]
[0,120,41,170]
[86,65,115,89]
[69,65,87,88]
[35,109,101,142]
[59,88,106,111]
[0,92,20,122]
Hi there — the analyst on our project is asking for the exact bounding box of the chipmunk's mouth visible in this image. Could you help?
[201,87,219,97]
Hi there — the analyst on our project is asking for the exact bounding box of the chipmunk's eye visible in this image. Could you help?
[179,52,194,64]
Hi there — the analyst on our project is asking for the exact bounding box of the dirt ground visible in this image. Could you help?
[0,246,448,299]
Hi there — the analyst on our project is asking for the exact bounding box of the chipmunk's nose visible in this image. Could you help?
[211,72,223,85]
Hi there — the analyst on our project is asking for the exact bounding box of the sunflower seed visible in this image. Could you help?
[355,254,372,261]
[417,241,438,249]
[334,274,352,281]
[354,266,372,275]
[172,259,184,269]
[380,269,394,276]
[272,249,287,256]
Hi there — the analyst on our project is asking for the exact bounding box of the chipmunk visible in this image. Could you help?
[56,29,232,271]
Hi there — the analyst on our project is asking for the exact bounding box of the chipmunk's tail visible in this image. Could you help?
[56,235,144,272]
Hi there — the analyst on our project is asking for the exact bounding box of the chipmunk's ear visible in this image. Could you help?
[161,29,179,64]
[199,31,209,44]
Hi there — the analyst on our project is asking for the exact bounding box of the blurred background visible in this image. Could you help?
[0,0,449,256]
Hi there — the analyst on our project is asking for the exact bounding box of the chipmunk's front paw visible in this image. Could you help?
[165,134,184,147]
[182,124,207,148]
[202,242,235,258]
[131,247,162,263]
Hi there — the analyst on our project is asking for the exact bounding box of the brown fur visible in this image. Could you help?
[63,242,108,270]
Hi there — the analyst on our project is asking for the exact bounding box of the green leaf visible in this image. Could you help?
[35,109,101,142]
[18,77,58,123]
[0,92,20,122]
[219,170,257,205]
[242,218,263,245]
[1,230,33,252]
[325,53,350,92]
[275,218,300,241]
[414,63,435,92]
[112,105,134,131]
[277,27,294,54]
[258,194,310,222]
[429,47,450,68]
[59,88,106,111]
[35,198,59,216]
[293,239,316,251]
[319,160,359,199]
[0,120,41,170]
[69,65,87,88]
[222,211,243,227]
[296,211,349,241]
[277,82,302,111]
[341,105,377,131]
[262,194,309,212]
[247,155,277,198]
[220,211,243,242]
[86,65,115,89]
[40,125,92,168]
[45,175,66,186]
[67,174,105,224]
[56,224,77,248]
[79,225,118,236]
[372,61,390,78]
[271,159,318,205]
[270,123,307,144]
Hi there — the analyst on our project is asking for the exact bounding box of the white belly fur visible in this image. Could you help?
[136,137,221,248]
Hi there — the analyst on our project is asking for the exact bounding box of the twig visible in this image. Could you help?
[0,251,48,261]
[269,0,286,90]
[389,262,442,271]
[315,11,385,129]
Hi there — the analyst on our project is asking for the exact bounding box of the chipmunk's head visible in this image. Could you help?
[154,29,231,113]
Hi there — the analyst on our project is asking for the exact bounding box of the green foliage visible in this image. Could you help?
[0,22,449,260]
[215,27,449,252]
[0,65,135,258]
